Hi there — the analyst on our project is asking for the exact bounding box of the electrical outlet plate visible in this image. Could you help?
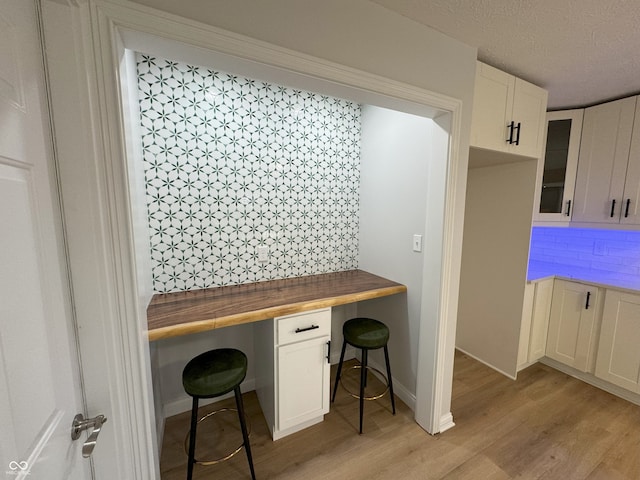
[257,245,269,262]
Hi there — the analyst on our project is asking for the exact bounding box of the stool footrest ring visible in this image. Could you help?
[183,408,251,466]
[339,365,389,401]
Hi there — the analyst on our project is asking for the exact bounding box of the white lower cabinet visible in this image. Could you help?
[277,335,330,431]
[545,280,602,373]
[254,307,331,440]
[527,278,554,364]
[595,290,640,393]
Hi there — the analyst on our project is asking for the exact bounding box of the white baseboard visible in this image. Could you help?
[517,358,539,372]
[456,347,517,381]
[540,357,640,407]
[367,357,416,412]
[155,413,165,455]
[438,412,455,433]
[163,378,257,418]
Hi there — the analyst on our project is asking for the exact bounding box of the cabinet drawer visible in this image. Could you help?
[277,308,331,345]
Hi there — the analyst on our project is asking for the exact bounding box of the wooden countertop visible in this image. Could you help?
[147,269,407,341]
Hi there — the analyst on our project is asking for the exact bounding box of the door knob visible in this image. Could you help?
[71,413,107,458]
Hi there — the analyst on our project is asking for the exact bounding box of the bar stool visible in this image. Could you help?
[182,348,256,480]
[331,317,396,434]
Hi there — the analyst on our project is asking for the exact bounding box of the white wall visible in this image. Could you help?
[129,0,477,116]
[358,106,433,402]
[456,159,538,379]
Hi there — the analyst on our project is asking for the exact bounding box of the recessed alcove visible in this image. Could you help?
[113,27,458,452]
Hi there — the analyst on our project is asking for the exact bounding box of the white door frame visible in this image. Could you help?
[44,1,465,477]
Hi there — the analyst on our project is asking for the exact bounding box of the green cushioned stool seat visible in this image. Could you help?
[332,317,396,434]
[182,348,247,398]
[343,317,389,349]
[182,348,256,480]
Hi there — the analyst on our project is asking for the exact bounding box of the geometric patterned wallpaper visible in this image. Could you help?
[135,54,361,293]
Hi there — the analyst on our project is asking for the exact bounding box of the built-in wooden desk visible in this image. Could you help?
[147,269,407,341]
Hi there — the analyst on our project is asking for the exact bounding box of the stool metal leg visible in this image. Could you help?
[359,349,367,434]
[384,345,396,415]
[331,340,347,403]
[186,397,199,480]
[234,386,256,480]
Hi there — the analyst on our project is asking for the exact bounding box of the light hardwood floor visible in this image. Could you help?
[160,352,640,479]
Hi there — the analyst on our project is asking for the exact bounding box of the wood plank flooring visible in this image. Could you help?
[160,352,640,479]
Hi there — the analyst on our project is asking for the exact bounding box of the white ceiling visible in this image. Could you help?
[371,0,640,110]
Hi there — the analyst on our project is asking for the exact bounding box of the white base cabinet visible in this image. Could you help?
[255,308,331,440]
[545,280,602,373]
[529,278,640,403]
[527,278,554,364]
[277,335,330,432]
[595,291,640,393]
[518,278,554,370]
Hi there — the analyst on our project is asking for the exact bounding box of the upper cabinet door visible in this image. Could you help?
[512,78,549,158]
[471,62,515,152]
[572,96,636,223]
[471,62,548,158]
[533,109,584,223]
[621,99,640,225]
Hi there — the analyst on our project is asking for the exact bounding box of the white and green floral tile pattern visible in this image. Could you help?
[136,54,361,293]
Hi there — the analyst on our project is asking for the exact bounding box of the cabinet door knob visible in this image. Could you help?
[610,199,617,218]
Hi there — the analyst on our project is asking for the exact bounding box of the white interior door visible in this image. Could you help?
[0,1,91,478]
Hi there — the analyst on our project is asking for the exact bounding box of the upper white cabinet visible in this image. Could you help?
[622,100,640,224]
[533,110,583,223]
[545,280,602,373]
[572,96,640,224]
[595,290,640,393]
[471,62,548,159]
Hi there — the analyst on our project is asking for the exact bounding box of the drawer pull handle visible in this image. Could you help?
[295,325,319,333]
[565,200,572,216]
[610,199,616,218]
[625,198,631,218]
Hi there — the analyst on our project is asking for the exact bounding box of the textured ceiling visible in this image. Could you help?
[370,0,640,110]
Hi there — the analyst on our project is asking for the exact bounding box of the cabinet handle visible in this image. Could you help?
[295,324,319,333]
[514,122,521,146]
[585,291,591,310]
[506,121,515,144]
[326,340,331,363]
[625,198,631,218]
[565,200,572,216]
[610,199,616,218]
